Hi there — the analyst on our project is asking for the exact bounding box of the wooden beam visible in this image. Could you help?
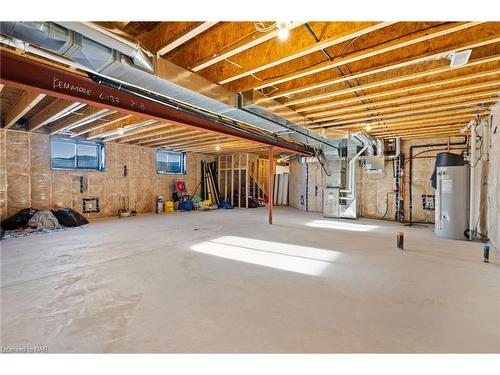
[288,56,500,107]
[327,108,488,131]
[103,123,166,141]
[311,89,500,123]
[146,133,224,148]
[138,130,203,146]
[49,107,113,134]
[4,91,46,129]
[139,22,201,53]
[300,67,500,113]
[157,22,218,56]
[238,154,242,207]
[313,97,498,128]
[100,121,162,141]
[231,155,234,206]
[120,126,185,143]
[308,80,500,119]
[245,153,249,209]
[381,121,467,136]
[218,22,396,85]
[179,142,264,153]
[366,115,486,133]
[380,128,467,139]
[29,99,80,131]
[72,114,134,137]
[253,22,486,90]
[398,131,467,140]
[265,36,500,101]
[190,22,305,72]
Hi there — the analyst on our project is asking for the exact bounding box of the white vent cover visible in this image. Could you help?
[449,50,472,67]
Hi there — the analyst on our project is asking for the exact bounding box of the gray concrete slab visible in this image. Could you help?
[1,207,499,353]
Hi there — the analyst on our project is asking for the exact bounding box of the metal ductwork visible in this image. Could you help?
[0,21,341,152]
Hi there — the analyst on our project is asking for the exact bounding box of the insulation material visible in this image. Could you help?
[487,104,500,249]
[0,130,8,220]
[51,171,73,209]
[289,158,306,210]
[29,133,51,210]
[6,131,30,215]
[30,174,51,210]
[2,130,215,219]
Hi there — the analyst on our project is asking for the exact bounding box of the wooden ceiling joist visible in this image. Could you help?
[118,126,186,143]
[218,21,396,85]
[71,114,134,138]
[190,22,305,72]
[308,80,500,118]
[136,130,203,146]
[288,56,500,107]
[157,136,234,149]
[103,123,171,142]
[156,22,218,56]
[100,121,162,141]
[177,142,265,153]
[253,22,486,91]
[322,108,488,130]
[4,91,46,129]
[136,131,210,147]
[49,107,114,135]
[380,125,467,138]
[363,114,489,133]
[28,100,81,131]
[312,89,500,123]
[299,67,500,113]
[265,36,500,101]
[313,97,497,128]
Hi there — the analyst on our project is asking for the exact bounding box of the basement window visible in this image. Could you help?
[157,150,186,175]
[51,137,105,171]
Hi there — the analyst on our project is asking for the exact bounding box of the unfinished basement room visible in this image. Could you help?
[1,6,500,362]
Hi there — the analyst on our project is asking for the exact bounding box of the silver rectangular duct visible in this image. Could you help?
[0,21,363,153]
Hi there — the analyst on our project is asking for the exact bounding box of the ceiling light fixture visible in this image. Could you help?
[276,22,290,41]
[215,144,221,151]
[365,124,372,131]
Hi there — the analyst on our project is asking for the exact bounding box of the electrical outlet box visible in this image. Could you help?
[421,194,435,211]
[83,197,100,213]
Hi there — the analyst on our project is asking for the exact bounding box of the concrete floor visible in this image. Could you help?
[1,207,499,353]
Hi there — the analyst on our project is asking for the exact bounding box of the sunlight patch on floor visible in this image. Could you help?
[306,220,379,232]
[191,236,340,276]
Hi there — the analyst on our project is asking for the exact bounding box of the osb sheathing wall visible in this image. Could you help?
[0,129,214,220]
[289,137,468,223]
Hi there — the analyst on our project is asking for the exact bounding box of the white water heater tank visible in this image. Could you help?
[435,166,469,240]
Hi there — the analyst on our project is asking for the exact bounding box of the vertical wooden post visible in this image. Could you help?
[245,153,249,208]
[268,147,273,224]
[238,154,242,208]
[231,155,234,206]
[224,155,228,201]
[217,155,221,193]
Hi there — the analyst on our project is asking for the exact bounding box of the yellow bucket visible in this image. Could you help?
[164,201,174,212]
